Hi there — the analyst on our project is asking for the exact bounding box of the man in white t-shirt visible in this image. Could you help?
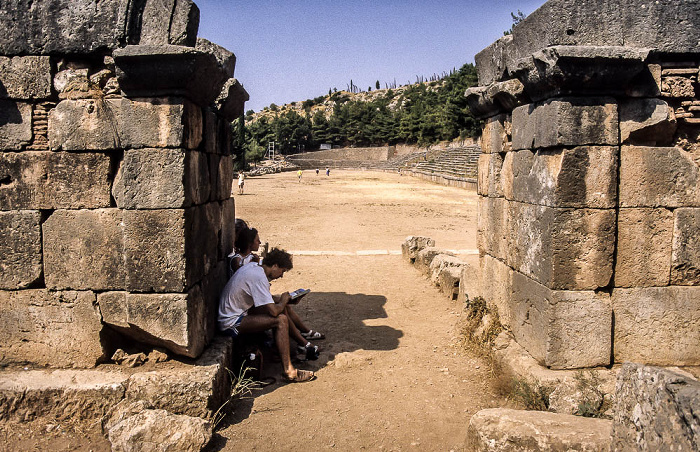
[218,248,316,383]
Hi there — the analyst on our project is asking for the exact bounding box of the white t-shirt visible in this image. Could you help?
[218,263,274,331]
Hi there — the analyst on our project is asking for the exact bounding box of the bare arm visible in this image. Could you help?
[264,292,291,317]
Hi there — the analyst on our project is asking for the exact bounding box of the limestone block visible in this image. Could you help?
[0,151,111,210]
[458,261,483,305]
[49,97,202,151]
[465,86,501,118]
[185,150,211,205]
[500,151,514,199]
[113,45,228,108]
[218,118,232,156]
[481,254,513,329]
[474,35,513,86]
[467,408,612,452]
[202,109,218,154]
[611,364,700,451]
[612,287,700,365]
[512,271,612,369]
[512,98,618,150]
[0,290,104,367]
[107,409,212,452]
[99,285,207,358]
[509,202,615,290]
[123,204,220,293]
[211,153,233,201]
[0,210,42,289]
[509,147,618,208]
[615,208,672,287]
[477,197,509,263]
[196,38,236,78]
[200,261,228,335]
[123,336,233,417]
[140,0,200,47]
[429,254,464,285]
[0,56,52,100]
[401,236,435,263]
[477,152,504,197]
[672,208,700,285]
[620,98,676,145]
[479,114,509,154]
[0,369,127,422]
[220,198,236,260]
[620,146,700,207]
[662,76,696,98]
[214,78,250,121]
[414,247,452,274]
[0,100,32,149]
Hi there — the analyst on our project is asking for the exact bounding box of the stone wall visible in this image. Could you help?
[468,0,700,369]
[0,0,248,367]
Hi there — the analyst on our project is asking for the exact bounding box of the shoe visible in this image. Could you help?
[297,344,320,360]
[282,369,315,383]
[301,330,325,340]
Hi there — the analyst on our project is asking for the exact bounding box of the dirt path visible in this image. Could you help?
[210,170,502,451]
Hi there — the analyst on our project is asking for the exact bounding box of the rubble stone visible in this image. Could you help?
[414,247,453,275]
[107,409,212,452]
[0,100,32,149]
[0,210,42,289]
[429,254,465,285]
[0,56,52,99]
[401,236,435,263]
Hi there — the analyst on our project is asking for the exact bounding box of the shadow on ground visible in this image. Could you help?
[204,291,402,450]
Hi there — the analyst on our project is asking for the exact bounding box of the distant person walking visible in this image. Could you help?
[237,172,245,195]
[316,168,319,175]
[325,167,330,176]
[297,169,303,182]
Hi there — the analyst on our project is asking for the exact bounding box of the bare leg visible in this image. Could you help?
[284,308,308,346]
[284,305,311,336]
[238,313,296,378]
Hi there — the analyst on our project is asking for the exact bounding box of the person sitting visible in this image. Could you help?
[229,227,261,274]
[218,247,316,383]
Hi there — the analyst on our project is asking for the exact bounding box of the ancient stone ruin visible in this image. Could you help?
[466,0,700,371]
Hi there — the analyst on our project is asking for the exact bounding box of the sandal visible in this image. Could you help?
[301,330,325,340]
[283,369,316,383]
[296,344,320,361]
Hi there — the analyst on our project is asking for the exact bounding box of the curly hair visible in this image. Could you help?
[264,247,293,270]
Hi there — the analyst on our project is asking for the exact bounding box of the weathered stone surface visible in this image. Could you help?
[107,409,212,452]
[214,78,250,121]
[479,114,510,154]
[611,364,700,451]
[186,151,211,205]
[429,254,465,285]
[0,56,52,100]
[514,46,651,102]
[509,202,615,290]
[0,100,32,149]
[477,197,509,263]
[99,286,207,358]
[481,254,513,329]
[202,109,218,154]
[478,152,504,197]
[663,76,696,98]
[196,38,236,78]
[548,375,606,416]
[672,208,700,285]
[43,209,125,290]
[140,0,200,47]
[401,236,435,262]
[511,271,612,369]
[612,287,700,365]
[615,208,672,287]
[509,146,617,208]
[114,45,228,108]
[0,151,111,210]
[620,98,677,145]
[0,290,104,367]
[210,153,234,201]
[475,0,700,86]
[49,97,202,151]
[113,148,186,209]
[437,266,462,300]
[414,247,453,275]
[0,369,127,422]
[512,98,618,150]
[220,198,236,260]
[620,146,700,207]
[467,408,612,451]
[0,210,42,289]
[458,261,482,305]
[123,336,233,417]
[465,86,501,118]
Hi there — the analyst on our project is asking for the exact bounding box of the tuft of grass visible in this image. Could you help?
[509,376,555,411]
[573,370,610,418]
[460,296,503,357]
[212,363,260,428]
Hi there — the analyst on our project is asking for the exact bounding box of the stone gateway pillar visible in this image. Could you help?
[0,0,248,367]
[468,0,700,369]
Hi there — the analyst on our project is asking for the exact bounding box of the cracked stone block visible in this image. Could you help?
[479,114,510,154]
[672,208,700,285]
[477,196,509,263]
[0,210,42,289]
[477,152,504,198]
[620,98,677,145]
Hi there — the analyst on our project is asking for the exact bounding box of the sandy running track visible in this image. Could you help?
[210,170,503,451]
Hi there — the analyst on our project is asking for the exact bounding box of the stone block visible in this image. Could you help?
[511,271,612,369]
[0,56,52,100]
[481,254,513,329]
[140,0,199,47]
[615,208,673,287]
[479,114,509,154]
[0,151,111,210]
[477,196,509,263]
[620,98,677,145]
[509,147,618,208]
[467,408,612,452]
[0,290,104,367]
[401,236,435,263]
[49,97,202,151]
[186,151,211,205]
[620,146,700,208]
[196,38,236,78]
[458,261,482,305]
[612,287,700,365]
[43,209,125,291]
[99,285,207,358]
[0,210,42,289]
[672,208,700,285]
[509,202,615,290]
[438,267,462,300]
[477,152,504,197]
[220,198,236,260]
[414,247,452,275]
[0,100,32,149]
[211,153,233,201]
[214,78,249,121]
[512,98,618,150]
[202,109,218,154]
[611,364,700,451]
[429,254,464,285]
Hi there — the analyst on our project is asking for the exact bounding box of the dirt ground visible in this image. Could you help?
[0,170,504,451]
[209,170,503,451]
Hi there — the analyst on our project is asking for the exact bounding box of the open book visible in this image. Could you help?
[289,288,311,300]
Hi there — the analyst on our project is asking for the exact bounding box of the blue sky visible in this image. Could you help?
[195,0,547,112]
